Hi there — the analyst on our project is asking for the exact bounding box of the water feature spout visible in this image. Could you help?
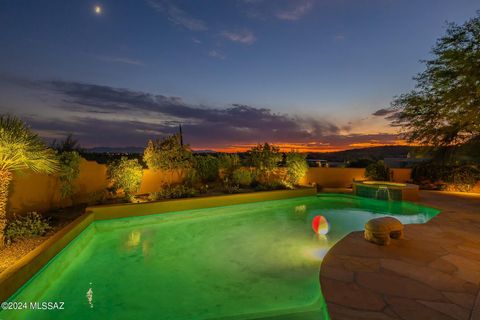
[375,186,392,201]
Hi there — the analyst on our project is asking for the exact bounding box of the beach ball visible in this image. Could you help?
[312,215,330,235]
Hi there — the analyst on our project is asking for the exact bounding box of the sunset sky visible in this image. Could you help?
[0,0,478,152]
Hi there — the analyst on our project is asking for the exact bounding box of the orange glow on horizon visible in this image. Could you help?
[192,140,414,153]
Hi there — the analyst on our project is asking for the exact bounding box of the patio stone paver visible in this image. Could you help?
[320,190,480,320]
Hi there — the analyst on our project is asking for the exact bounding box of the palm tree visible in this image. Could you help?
[0,115,59,246]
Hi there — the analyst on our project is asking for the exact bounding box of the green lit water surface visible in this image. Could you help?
[3,194,439,320]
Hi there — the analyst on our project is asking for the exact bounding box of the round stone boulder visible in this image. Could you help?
[364,217,404,246]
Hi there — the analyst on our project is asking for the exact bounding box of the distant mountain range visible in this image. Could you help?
[306,146,416,162]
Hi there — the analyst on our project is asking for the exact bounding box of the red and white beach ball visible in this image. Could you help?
[312,215,330,235]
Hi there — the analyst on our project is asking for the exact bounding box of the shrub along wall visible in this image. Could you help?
[8,159,184,214]
[8,160,413,214]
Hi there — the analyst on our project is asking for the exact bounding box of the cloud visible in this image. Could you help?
[372,108,393,116]
[372,107,403,125]
[208,50,226,60]
[15,79,342,147]
[21,116,176,147]
[145,0,207,31]
[94,55,145,66]
[275,0,314,21]
[10,78,402,151]
[221,30,256,45]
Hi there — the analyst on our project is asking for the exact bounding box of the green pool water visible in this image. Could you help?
[2,194,439,320]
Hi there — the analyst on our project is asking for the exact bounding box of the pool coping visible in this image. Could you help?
[0,187,316,302]
[319,190,480,320]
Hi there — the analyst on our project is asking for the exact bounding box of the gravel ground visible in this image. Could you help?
[0,236,50,273]
[0,204,86,274]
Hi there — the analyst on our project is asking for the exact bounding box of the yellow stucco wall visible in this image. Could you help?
[300,167,412,187]
[8,159,413,214]
[8,160,186,214]
[390,168,413,183]
[138,169,184,194]
[8,159,109,214]
[301,167,366,187]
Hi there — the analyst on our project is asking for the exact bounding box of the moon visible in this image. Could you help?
[94,5,102,15]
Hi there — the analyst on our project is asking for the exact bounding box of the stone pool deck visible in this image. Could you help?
[320,190,480,320]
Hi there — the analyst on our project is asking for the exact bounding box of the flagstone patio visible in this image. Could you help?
[320,190,480,320]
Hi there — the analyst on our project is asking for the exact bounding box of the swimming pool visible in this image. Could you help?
[2,194,439,320]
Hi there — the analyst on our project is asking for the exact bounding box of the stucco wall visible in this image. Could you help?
[8,159,413,213]
[301,167,366,187]
[300,167,412,188]
[138,169,184,194]
[8,159,183,214]
[9,159,109,214]
[390,168,413,183]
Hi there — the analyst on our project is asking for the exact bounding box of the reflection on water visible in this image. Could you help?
[125,230,141,248]
[86,283,93,309]
[295,205,307,214]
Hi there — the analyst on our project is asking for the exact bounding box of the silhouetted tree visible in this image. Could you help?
[391,12,480,163]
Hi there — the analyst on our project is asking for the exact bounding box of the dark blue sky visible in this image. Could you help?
[0,0,478,151]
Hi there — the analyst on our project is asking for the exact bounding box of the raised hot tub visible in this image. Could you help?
[353,181,419,201]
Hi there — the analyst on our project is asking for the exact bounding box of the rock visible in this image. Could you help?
[365,217,404,246]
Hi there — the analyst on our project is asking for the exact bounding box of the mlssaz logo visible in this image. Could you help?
[29,302,65,310]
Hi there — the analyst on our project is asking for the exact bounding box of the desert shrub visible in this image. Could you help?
[4,212,51,245]
[143,134,193,171]
[253,180,288,192]
[285,152,308,186]
[365,161,389,181]
[221,178,240,194]
[218,154,241,175]
[246,143,282,184]
[51,133,82,153]
[450,166,480,187]
[231,168,253,187]
[246,143,282,172]
[412,163,480,191]
[107,157,143,200]
[218,154,242,193]
[87,190,110,205]
[194,155,219,183]
[347,158,375,168]
[57,151,81,199]
[412,163,443,184]
[149,185,197,201]
[182,167,200,187]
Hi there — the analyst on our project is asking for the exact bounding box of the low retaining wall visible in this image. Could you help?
[0,188,316,302]
[93,188,315,220]
[0,213,94,302]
